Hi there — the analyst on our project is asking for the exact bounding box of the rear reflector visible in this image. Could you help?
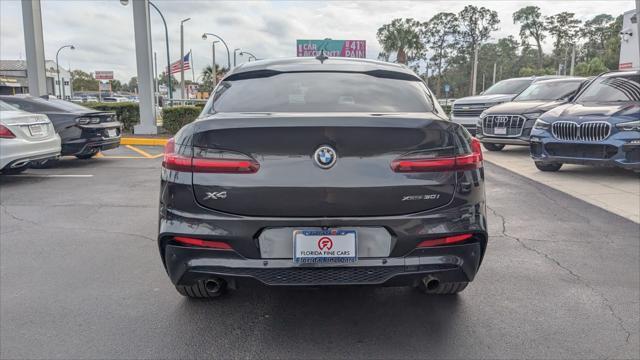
[162,138,259,173]
[416,233,473,248]
[0,125,16,139]
[391,138,483,172]
[174,236,233,250]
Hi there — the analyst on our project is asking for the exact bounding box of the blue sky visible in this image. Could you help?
[0,0,635,81]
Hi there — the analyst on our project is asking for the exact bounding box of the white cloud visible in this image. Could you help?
[1,0,635,81]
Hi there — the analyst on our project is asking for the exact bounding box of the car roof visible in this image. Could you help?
[227,56,418,78]
[532,77,587,84]
[599,69,640,77]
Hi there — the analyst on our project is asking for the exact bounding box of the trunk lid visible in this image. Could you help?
[190,113,461,217]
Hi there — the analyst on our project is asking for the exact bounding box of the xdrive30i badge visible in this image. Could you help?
[314,145,337,169]
[402,194,441,201]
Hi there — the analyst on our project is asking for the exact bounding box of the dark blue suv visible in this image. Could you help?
[530,70,640,172]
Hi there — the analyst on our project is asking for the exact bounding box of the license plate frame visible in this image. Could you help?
[293,229,357,264]
[28,124,45,137]
[494,127,507,135]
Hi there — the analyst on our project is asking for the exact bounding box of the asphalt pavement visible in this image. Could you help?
[1,155,638,359]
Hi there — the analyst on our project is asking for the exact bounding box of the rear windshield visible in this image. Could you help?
[0,100,19,112]
[205,72,434,113]
[576,73,640,103]
[514,80,584,101]
[483,78,532,95]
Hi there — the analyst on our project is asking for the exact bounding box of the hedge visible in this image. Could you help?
[84,102,140,133]
[162,106,201,134]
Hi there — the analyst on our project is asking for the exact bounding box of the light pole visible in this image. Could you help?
[180,17,191,99]
[233,48,241,67]
[210,40,219,85]
[202,33,230,70]
[56,44,74,99]
[239,51,257,62]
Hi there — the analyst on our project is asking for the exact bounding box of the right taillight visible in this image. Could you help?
[0,125,16,139]
[391,138,483,173]
[162,138,260,174]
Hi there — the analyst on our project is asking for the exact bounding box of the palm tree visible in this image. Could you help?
[376,18,423,65]
[200,65,228,93]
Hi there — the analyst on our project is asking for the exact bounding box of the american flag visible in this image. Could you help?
[168,51,191,75]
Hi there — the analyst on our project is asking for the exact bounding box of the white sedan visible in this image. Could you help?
[0,100,61,174]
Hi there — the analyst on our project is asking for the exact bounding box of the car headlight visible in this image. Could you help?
[76,117,90,125]
[615,120,640,131]
[533,119,550,130]
[523,112,543,120]
[479,111,487,119]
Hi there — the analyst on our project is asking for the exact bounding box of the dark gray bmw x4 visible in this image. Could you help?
[158,57,488,298]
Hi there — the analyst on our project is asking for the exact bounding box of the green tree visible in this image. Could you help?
[421,12,460,96]
[71,70,98,92]
[574,57,608,76]
[513,6,547,69]
[376,18,423,64]
[458,5,500,94]
[109,79,122,92]
[199,65,228,93]
[546,12,582,71]
[127,77,138,93]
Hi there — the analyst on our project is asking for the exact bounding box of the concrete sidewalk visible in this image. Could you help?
[483,146,640,223]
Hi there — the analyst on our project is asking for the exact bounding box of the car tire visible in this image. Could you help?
[75,153,96,160]
[417,281,468,295]
[175,279,227,299]
[1,165,28,175]
[535,162,563,172]
[482,143,505,151]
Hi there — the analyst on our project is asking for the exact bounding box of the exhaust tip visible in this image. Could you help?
[204,278,225,294]
[11,160,30,168]
[422,276,440,291]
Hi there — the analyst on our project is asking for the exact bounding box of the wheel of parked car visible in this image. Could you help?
[416,281,468,295]
[482,143,505,151]
[75,153,96,160]
[1,165,28,175]
[535,162,563,172]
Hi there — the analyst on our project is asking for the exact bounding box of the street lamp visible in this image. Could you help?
[121,0,172,102]
[202,33,230,70]
[180,17,191,99]
[239,51,257,62]
[233,48,242,67]
[56,44,74,99]
[206,40,220,86]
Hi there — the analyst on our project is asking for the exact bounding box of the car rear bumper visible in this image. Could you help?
[0,135,61,170]
[62,137,121,156]
[164,241,483,288]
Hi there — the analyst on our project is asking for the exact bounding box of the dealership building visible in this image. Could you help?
[0,60,72,98]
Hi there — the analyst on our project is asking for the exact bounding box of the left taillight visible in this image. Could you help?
[391,138,483,173]
[0,124,16,139]
[173,236,233,250]
[162,137,260,174]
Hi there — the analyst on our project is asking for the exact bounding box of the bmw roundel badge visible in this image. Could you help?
[314,145,337,169]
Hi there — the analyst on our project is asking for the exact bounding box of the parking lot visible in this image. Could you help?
[1,150,638,359]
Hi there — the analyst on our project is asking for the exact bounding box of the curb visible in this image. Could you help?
[120,137,170,146]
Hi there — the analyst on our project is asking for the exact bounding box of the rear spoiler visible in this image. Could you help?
[225,69,422,82]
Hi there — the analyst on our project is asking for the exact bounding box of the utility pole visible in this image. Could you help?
[492,62,497,85]
[570,44,576,76]
[471,45,479,95]
[180,18,191,100]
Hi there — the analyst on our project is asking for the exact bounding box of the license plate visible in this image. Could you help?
[494,127,507,135]
[293,229,357,263]
[28,124,45,137]
[106,128,117,137]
